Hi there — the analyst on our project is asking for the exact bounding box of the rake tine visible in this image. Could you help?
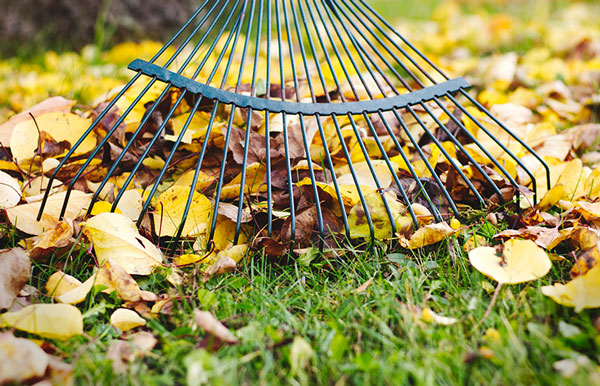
[419,101,505,204]
[297,0,352,238]
[287,0,325,248]
[276,0,296,243]
[233,0,264,245]
[265,0,273,236]
[207,0,253,246]
[314,0,429,224]
[457,92,551,201]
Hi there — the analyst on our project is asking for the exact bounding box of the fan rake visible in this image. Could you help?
[38,0,550,253]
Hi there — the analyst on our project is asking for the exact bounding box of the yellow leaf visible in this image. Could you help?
[0,304,83,340]
[348,191,410,239]
[175,253,212,267]
[110,308,146,331]
[469,239,551,284]
[101,260,142,302]
[84,212,163,275]
[0,333,50,384]
[542,265,600,312]
[6,191,91,235]
[153,185,213,237]
[402,222,456,249]
[421,307,458,325]
[10,112,95,164]
[45,270,94,305]
[537,184,567,212]
[0,171,21,209]
[90,201,122,216]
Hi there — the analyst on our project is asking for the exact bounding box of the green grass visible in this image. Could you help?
[8,220,595,385]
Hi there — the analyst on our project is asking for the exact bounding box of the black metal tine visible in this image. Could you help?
[87,0,239,216]
[233,0,264,245]
[325,0,420,91]
[433,96,520,200]
[353,0,449,83]
[314,0,429,224]
[60,1,228,220]
[285,0,325,248]
[265,0,273,236]
[419,101,504,203]
[318,0,412,235]
[276,0,296,243]
[329,1,478,219]
[208,0,255,245]
[444,95,538,202]
[407,104,486,207]
[456,91,551,199]
[297,0,352,238]
[136,0,246,228]
[36,0,215,220]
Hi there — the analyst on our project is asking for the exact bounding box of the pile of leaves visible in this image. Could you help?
[0,1,599,383]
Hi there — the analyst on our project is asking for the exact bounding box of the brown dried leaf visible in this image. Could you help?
[0,248,31,309]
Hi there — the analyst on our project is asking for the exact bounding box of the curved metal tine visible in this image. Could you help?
[433,96,522,201]
[317,0,436,222]
[286,0,325,248]
[297,0,352,239]
[316,2,420,224]
[61,2,225,220]
[234,0,264,245]
[321,0,411,235]
[208,0,255,245]
[419,101,504,204]
[395,109,460,218]
[353,0,450,82]
[444,94,539,203]
[137,0,246,227]
[407,104,486,208]
[265,0,273,236]
[325,0,420,90]
[36,0,214,220]
[457,91,551,199]
[102,1,238,214]
[276,0,296,243]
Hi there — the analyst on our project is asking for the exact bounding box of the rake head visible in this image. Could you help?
[38,0,550,253]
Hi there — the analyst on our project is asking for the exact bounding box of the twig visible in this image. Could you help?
[482,282,503,320]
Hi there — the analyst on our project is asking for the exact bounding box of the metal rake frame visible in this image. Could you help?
[38,0,551,253]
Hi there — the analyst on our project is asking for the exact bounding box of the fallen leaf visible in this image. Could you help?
[0,303,83,340]
[84,212,163,275]
[542,265,600,312]
[193,310,238,344]
[0,248,31,309]
[0,332,50,384]
[421,308,459,325]
[110,308,146,331]
[10,112,95,164]
[469,239,552,284]
[401,222,456,249]
[352,276,375,294]
[29,220,73,260]
[6,190,91,235]
[154,185,213,237]
[47,271,94,305]
[0,171,22,209]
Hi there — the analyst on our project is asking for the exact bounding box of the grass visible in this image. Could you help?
[6,218,596,385]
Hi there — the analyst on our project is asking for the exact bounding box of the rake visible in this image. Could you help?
[38,0,550,253]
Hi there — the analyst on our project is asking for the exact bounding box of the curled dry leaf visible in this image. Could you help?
[0,303,83,340]
[0,248,31,309]
[348,191,411,239]
[110,308,146,331]
[193,310,239,344]
[46,270,92,305]
[6,190,91,235]
[9,112,95,164]
[401,222,456,249]
[421,308,459,326]
[84,212,163,275]
[0,332,50,384]
[0,170,21,209]
[469,239,552,284]
[542,265,600,312]
[29,220,73,260]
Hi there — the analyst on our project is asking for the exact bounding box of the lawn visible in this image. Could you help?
[1,0,599,385]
